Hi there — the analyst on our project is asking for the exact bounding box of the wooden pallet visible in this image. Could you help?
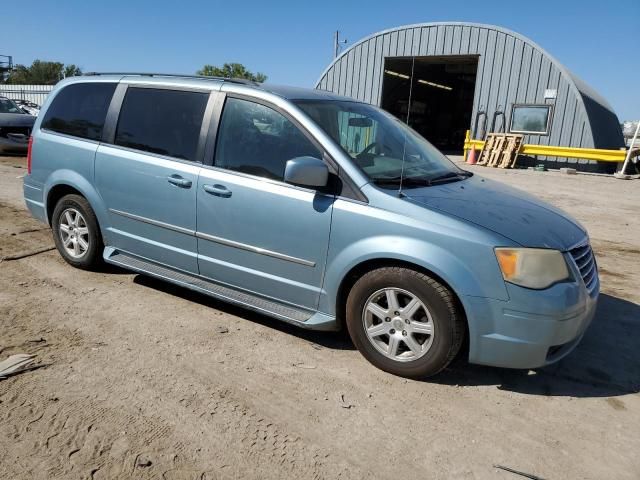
[477,133,524,168]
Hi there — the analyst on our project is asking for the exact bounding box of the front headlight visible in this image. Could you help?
[495,248,570,290]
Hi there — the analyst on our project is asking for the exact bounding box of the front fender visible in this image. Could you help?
[319,234,509,316]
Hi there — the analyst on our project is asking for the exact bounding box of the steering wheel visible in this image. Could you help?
[357,142,391,159]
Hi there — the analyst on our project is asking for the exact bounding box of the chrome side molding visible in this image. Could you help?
[109,208,195,236]
[195,231,315,267]
[109,208,316,267]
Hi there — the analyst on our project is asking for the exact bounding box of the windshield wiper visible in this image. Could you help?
[373,170,473,189]
[372,176,430,188]
[427,171,473,185]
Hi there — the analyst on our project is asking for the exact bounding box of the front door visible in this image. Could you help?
[96,86,210,273]
[196,96,334,309]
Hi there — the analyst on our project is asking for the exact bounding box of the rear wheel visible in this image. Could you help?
[51,194,103,270]
[346,267,464,378]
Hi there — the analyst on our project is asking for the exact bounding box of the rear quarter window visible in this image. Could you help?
[41,83,116,141]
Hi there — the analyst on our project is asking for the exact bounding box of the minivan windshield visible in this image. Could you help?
[294,100,468,188]
[0,97,25,114]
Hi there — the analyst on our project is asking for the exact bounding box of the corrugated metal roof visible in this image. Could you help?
[316,22,624,151]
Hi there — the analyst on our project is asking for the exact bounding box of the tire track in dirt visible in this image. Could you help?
[1,371,355,479]
[1,377,178,479]
[0,262,362,479]
[0,262,175,479]
[0,202,54,260]
[117,363,364,480]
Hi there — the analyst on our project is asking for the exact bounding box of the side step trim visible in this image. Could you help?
[105,249,314,324]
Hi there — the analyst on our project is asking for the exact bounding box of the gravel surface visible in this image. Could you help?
[1,154,639,479]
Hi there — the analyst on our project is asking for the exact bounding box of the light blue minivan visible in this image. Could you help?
[23,74,598,378]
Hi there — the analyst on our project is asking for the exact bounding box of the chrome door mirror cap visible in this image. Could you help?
[284,156,329,188]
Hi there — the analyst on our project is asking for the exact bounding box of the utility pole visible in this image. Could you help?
[334,31,347,59]
[0,55,13,82]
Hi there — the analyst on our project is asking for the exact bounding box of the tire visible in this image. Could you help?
[346,267,464,378]
[51,194,104,270]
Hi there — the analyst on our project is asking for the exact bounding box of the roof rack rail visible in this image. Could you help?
[82,72,259,86]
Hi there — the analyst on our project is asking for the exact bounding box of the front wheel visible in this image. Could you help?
[51,194,104,270]
[346,267,464,378]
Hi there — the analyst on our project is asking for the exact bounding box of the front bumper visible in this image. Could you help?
[464,267,599,369]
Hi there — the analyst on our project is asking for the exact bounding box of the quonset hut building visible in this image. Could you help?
[316,23,624,172]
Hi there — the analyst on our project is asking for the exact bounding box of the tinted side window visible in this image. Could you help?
[115,88,208,162]
[41,83,116,141]
[215,97,322,180]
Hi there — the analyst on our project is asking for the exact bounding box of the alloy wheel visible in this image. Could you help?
[362,287,435,362]
[58,208,90,259]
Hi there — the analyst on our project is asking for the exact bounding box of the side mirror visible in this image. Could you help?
[284,156,329,188]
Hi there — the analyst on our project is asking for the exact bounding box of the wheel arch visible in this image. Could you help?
[334,258,470,350]
[46,184,84,224]
[44,171,110,239]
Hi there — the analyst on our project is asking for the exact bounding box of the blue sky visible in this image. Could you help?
[2,0,638,119]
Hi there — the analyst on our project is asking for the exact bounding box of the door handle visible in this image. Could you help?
[167,175,192,188]
[203,184,232,198]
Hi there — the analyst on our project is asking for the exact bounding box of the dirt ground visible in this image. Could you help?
[1,154,638,480]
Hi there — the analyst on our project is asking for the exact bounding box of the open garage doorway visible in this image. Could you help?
[381,56,478,153]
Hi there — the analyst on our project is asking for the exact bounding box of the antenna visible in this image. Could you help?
[398,57,416,198]
[333,31,348,59]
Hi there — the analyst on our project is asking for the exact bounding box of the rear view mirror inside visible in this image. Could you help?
[348,117,373,128]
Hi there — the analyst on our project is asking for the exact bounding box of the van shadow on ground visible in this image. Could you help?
[133,274,639,399]
[436,293,640,398]
[132,275,355,351]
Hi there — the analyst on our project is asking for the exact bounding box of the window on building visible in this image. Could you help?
[41,83,116,141]
[114,87,208,162]
[215,97,322,181]
[509,104,552,135]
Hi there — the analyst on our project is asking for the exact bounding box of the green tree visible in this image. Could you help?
[3,60,82,85]
[63,64,82,78]
[197,63,267,83]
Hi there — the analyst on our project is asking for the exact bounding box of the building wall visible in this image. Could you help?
[316,23,624,168]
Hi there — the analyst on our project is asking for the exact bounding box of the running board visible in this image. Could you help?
[104,248,324,326]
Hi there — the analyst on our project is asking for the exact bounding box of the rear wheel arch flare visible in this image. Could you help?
[46,184,85,224]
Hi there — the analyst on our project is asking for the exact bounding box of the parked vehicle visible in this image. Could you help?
[23,74,599,378]
[12,99,41,116]
[0,96,36,154]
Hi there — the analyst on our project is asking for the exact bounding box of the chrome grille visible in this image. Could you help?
[569,242,598,294]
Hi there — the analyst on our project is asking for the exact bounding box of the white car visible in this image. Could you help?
[11,99,41,116]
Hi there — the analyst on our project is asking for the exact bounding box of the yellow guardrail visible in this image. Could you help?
[463,130,628,162]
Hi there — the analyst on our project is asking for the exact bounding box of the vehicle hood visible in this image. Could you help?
[0,113,36,127]
[403,175,586,250]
